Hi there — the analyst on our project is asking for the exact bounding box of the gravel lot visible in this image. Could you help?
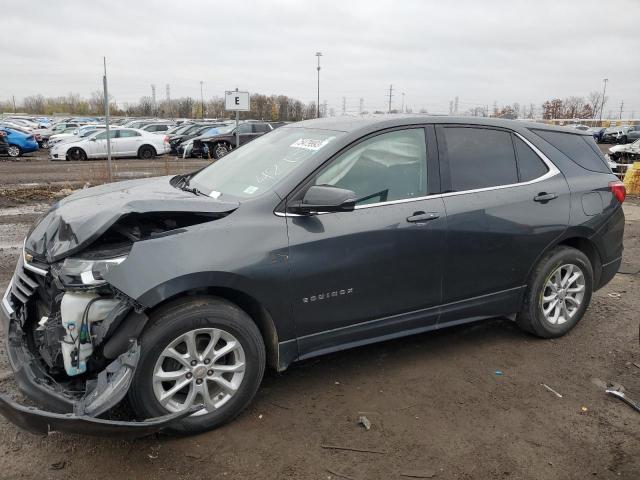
[0,149,638,479]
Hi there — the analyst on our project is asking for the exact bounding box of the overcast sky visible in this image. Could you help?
[2,0,639,116]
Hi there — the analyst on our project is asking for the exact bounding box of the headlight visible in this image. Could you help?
[57,256,127,287]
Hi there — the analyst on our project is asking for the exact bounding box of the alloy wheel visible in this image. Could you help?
[215,144,229,158]
[152,328,246,415]
[7,145,20,157]
[540,263,585,325]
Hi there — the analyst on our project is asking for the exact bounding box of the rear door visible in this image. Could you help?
[286,126,446,356]
[436,125,570,322]
[115,129,143,156]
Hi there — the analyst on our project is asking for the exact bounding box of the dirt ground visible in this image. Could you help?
[0,150,638,479]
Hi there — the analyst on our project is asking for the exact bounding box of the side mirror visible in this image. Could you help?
[289,185,356,214]
[90,138,97,142]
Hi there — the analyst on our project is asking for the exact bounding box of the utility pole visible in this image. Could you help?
[103,57,112,183]
[599,78,608,125]
[166,84,172,119]
[619,100,624,119]
[388,84,394,113]
[151,84,156,117]
[401,92,405,113]
[200,81,204,119]
[316,52,323,118]
[454,96,459,115]
[342,97,346,115]
[12,95,16,113]
[359,98,364,115]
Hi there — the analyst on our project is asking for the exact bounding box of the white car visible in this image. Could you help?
[49,128,170,161]
[609,138,640,161]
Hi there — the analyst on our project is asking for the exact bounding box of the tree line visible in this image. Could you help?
[0,92,318,121]
[1,90,611,121]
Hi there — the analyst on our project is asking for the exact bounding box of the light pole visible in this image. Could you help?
[316,52,322,118]
[599,78,608,125]
[200,81,205,119]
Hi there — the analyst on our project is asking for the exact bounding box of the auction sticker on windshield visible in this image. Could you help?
[290,137,333,151]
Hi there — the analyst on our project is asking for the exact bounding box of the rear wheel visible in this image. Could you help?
[517,246,593,338]
[620,135,628,144]
[7,145,21,157]
[138,145,156,159]
[67,147,86,161]
[128,297,265,434]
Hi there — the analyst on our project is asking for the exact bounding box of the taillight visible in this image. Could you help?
[609,180,626,203]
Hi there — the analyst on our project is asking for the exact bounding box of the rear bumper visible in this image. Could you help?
[596,256,622,290]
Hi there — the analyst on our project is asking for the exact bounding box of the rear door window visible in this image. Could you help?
[513,136,548,181]
[531,129,609,173]
[441,127,518,191]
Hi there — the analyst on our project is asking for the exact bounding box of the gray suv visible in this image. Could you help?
[0,116,625,436]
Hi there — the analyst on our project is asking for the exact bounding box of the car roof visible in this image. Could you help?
[288,115,591,136]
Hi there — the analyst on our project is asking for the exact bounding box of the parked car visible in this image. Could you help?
[608,138,640,162]
[196,121,276,159]
[122,119,157,129]
[0,130,8,155]
[167,123,218,153]
[0,126,39,157]
[586,127,606,143]
[48,125,107,147]
[176,125,231,157]
[49,128,169,161]
[0,116,625,436]
[601,126,632,144]
[140,122,176,135]
[626,125,640,143]
[39,122,82,148]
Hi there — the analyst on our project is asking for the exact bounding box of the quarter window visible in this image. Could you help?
[531,129,609,173]
[314,128,427,204]
[514,136,548,181]
[442,127,518,191]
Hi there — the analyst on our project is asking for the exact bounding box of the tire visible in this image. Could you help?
[620,136,627,144]
[41,139,50,149]
[67,147,87,161]
[212,142,230,160]
[138,145,156,159]
[128,296,266,434]
[7,145,21,157]
[517,246,593,338]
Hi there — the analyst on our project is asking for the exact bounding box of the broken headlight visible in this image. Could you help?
[57,256,127,287]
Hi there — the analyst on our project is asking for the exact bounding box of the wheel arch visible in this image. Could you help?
[138,144,157,156]
[141,286,282,371]
[524,234,602,293]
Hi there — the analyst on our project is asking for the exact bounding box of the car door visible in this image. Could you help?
[285,126,446,357]
[85,130,114,158]
[435,125,570,323]
[115,129,143,156]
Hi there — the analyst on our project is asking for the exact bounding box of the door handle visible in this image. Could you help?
[406,211,440,223]
[533,192,558,203]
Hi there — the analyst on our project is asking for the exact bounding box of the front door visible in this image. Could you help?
[435,125,570,322]
[285,127,446,357]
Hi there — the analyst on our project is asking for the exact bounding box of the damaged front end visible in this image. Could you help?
[1,178,237,435]
[0,247,190,436]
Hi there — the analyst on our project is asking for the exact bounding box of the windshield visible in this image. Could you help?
[190,127,343,199]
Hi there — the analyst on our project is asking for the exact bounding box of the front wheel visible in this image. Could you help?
[67,147,87,161]
[212,142,230,159]
[517,246,593,338]
[128,297,266,434]
[41,139,50,149]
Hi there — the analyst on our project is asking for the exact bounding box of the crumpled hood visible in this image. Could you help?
[25,176,239,263]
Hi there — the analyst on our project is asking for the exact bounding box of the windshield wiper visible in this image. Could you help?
[177,176,207,196]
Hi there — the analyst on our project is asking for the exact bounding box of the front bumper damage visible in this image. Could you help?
[0,259,189,437]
